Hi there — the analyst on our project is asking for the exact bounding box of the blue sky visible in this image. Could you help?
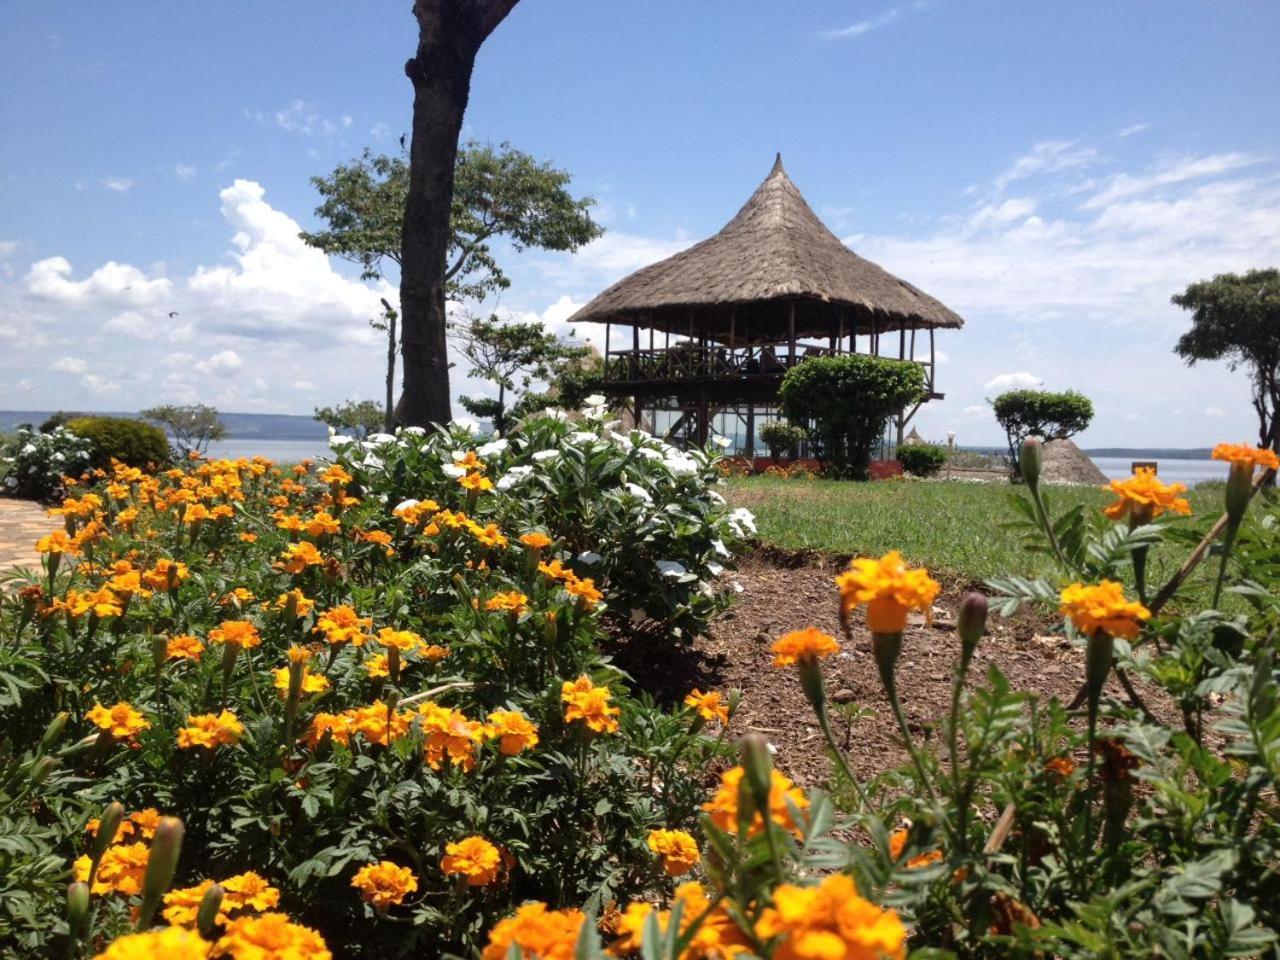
[3,1,1279,447]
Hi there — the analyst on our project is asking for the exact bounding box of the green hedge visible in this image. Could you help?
[64,416,171,470]
[897,442,948,477]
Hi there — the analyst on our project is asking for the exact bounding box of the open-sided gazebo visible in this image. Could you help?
[567,155,965,453]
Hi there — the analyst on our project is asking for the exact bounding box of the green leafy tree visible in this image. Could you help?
[779,355,926,480]
[313,400,387,440]
[140,404,226,458]
[1173,269,1280,479]
[302,141,603,426]
[758,421,807,460]
[453,314,587,435]
[992,389,1094,474]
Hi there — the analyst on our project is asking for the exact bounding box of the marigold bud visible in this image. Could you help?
[196,882,226,939]
[137,817,184,929]
[66,881,90,938]
[872,631,903,693]
[740,734,774,821]
[30,756,59,787]
[1084,630,1115,716]
[1020,437,1042,487]
[91,802,126,863]
[957,592,988,659]
[40,711,70,749]
[1225,462,1253,524]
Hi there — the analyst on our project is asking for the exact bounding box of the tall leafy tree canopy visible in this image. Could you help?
[1173,268,1280,458]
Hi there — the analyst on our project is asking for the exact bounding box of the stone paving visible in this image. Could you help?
[0,497,53,573]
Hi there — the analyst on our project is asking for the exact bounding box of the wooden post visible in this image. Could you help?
[604,321,611,374]
[632,322,640,380]
[909,327,916,362]
[928,329,936,393]
[788,301,796,364]
[696,387,709,445]
[746,404,756,460]
[898,327,905,360]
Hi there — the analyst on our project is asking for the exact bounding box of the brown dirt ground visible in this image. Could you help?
[611,548,1171,792]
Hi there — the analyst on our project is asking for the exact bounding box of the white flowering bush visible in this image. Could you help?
[0,425,93,500]
[328,400,752,639]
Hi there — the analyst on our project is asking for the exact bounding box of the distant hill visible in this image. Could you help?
[0,410,327,441]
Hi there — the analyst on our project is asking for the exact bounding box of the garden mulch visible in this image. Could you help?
[612,547,1172,792]
[0,497,51,573]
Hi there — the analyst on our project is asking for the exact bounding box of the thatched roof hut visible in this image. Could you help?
[569,155,964,342]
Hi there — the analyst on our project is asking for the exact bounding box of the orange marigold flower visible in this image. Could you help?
[468,521,508,548]
[454,450,486,472]
[481,903,586,960]
[351,861,418,910]
[537,558,575,582]
[564,576,604,608]
[683,689,730,724]
[771,627,840,667]
[836,551,940,635]
[273,589,315,618]
[36,530,79,555]
[212,912,331,960]
[141,558,189,591]
[177,710,244,750]
[208,619,262,650]
[1044,755,1077,779]
[313,605,372,646]
[611,883,747,958]
[756,873,906,960]
[561,675,621,734]
[346,704,414,746]
[485,709,539,755]
[376,627,422,652]
[485,591,529,615]
[74,841,150,896]
[518,531,553,550]
[888,828,944,868]
[276,541,324,574]
[221,871,282,914]
[1103,468,1192,524]
[219,587,256,607]
[458,471,494,492]
[318,464,352,487]
[87,702,150,740]
[441,836,502,886]
[364,653,389,679]
[93,926,209,960]
[703,766,808,839]
[305,512,341,538]
[1059,580,1150,640]
[272,665,330,697]
[418,642,450,662]
[646,829,699,876]
[303,712,353,748]
[239,532,258,543]
[1212,443,1280,473]
[419,702,485,770]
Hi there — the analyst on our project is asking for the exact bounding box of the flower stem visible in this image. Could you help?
[881,669,938,805]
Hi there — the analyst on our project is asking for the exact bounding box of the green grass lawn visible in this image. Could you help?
[725,475,1226,588]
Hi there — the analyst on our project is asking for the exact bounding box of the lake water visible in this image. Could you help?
[1092,457,1224,486]
[204,438,333,462]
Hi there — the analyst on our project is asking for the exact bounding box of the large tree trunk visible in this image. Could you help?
[398,0,520,427]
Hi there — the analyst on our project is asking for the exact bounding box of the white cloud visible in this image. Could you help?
[76,176,134,193]
[961,404,988,417]
[983,372,1042,391]
[174,163,197,182]
[292,379,316,391]
[51,356,87,373]
[101,310,151,337]
[991,140,1099,193]
[1204,405,1225,417]
[194,349,243,375]
[27,257,172,307]
[0,240,17,260]
[1117,122,1151,139]
[82,373,120,395]
[1080,152,1262,209]
[820,7,901,39]
[249,100,352,138]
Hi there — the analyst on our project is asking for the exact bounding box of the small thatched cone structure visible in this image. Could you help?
[1040,439,1109,485]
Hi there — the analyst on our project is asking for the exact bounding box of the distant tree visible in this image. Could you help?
[759,421,807,460]
[141,404,226,458]
[302,137,602,427]
[453,314,587,436]
[313,400,386,441]
[992,389,1094,475]
[1173,269,1280,480]
[779,355,926,480]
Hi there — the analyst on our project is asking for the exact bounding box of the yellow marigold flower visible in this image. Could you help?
[276,541,324,574]
[163,879,216,926]
[347,704,414,746]
[273,589,315,617]
[564,576,604,608]
[141,558,189,591]
[888,828,943,869]
[87,701,150,740]
[364,653,389,679]
[646,829,699,876]
[127,808,161,839]
[212,912,331,960]
[1103,468,1192,524]
[836,551,940,635]
[485,591,529,614]
[303,712,353,748]
[93,926,209,960]
[65,588,123,619]
[272,665,330,697]
[208,620,262,650]
[756,873,906,960]
[222,871,281,913]
[376,627,422,652]
[1059,580,1151,640]
[350,861,418,909]
[683,689,730,724]
[313,605,372,646]
[1212,443,1280,473]
[771,627,840,667]
[433,508,470,530]
[318,464,352,487]
[106,570,151,601]
[74,841,150,896]
[441,835,502,886]
[702,766,808,839]
[239,531,257,543]
[481,902,585,960]
[419,702,485,770]
[485,709,539,755]
[275,513,306,533]
[519,531,553,550]
[454,450,486,471]
[418,642,450,662]
[305,512,341,538]
[468,521,508,548]
[458,471,494,492]
[219,587,256,607]
[612,883,747,958]
[391,499,440,525]
[357,529,394,555]
[537,558,575,582]
[177,710,244,750]
[561,675,621,734]
[36,530,79,555]
[165,634,204,662]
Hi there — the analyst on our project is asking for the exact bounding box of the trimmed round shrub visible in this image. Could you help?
[64,416,170,470]
[992,388,1093,473]
[779,354,926,480]
[897,442,948,477]
[759,421,807,460]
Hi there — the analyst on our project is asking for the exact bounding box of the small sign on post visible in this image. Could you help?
[1131,460,1157,475]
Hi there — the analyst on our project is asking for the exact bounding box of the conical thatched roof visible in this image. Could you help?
[568,155,964,342]
[1040,439,1109,486]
